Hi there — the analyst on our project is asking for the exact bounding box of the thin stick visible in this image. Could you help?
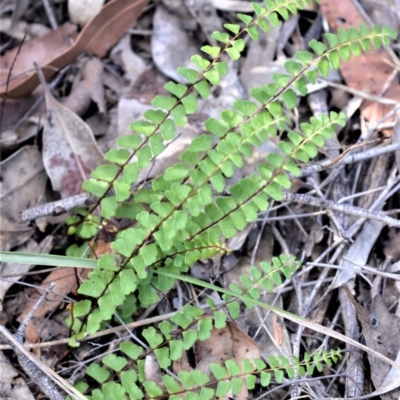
[292,142,400,179]
[323,137,388,168]
[283,192,400,227]
[20,140,400,223]
[0,282,86,400]
[15,283,56,343]
[41,0,58,29]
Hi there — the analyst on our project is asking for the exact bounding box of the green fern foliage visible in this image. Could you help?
[58,0,400,398]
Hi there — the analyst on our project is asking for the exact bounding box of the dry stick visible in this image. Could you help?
[0,283,84,400]
[300,168,399,396]
[282,192,400,227]
[41,0,58,30]
[290,239,348,398]
[321,78,400,106]
[20,142,400,223]
[20,193,98,222]
[293,141,400,178]
[293,148,397,395]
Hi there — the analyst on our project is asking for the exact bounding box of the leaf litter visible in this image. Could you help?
[1,0,400,399]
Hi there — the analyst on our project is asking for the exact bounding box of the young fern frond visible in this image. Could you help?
[84,347,341,400]
[81,258,342,400]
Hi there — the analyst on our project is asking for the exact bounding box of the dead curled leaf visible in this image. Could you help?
[0,0,149,98]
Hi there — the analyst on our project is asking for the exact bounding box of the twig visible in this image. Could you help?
[0,283,85,400]
[322,137,388,168]
[41,0,58,29]
[20,193,98,222]
[320,78,400,106]
[20,141,400,223]
[291,142,400,179]
[15,283,56,342]
[283,192,400,227]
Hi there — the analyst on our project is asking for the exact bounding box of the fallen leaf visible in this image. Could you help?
[0,352,35,400]
[18,267,90,343]
[152,4,199,83]
[39,68,104,198]
[110,34,147,84]
[0,145,46,249]
[372,351,400,399]
[321,0,400,134]
[0,23,78,95]
[195,321,260,400]
[0,0,149,98]
[18,240,110,343]
[61,57,106,115]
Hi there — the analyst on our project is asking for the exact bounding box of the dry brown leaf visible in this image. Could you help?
[196,321,260,400]
[40,71,104,198]
[194,321,260,366]
[18,267,90,343]
[371,352,400,399]
[17,240,110,344]
[0,0,149,98]
[171,320,260,400]
[0,23,77,96]
[346,288,400,399]
[321,0,400,134]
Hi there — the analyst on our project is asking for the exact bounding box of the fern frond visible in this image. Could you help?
[65,16,397,344]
